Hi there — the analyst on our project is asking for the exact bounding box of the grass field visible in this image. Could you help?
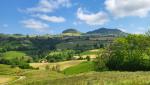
[1,62,150,85]
[63,61,95,75]
[1,51,27,60]
[0,64,23,75]
[10,71,150,85]
[1,52,150,85]
[10,70,65,85]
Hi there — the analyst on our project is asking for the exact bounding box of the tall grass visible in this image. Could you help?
[11,71,150,85]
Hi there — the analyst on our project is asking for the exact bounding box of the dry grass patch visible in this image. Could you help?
[30,60,85,70]
[0,76,16,84]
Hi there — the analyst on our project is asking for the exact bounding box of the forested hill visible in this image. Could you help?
[62,29,80,33]
[86,28,127,36]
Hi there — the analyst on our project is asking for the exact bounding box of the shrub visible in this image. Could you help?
[86,56,91,61]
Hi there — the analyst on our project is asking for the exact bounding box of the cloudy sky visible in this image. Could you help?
[0,0,150,34]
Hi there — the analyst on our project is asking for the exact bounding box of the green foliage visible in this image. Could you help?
[86,56,91,61]
[95,55,108,71]
[0,51,32,69]
[0,32,114,62]
[80,50,98,55]
[63,61,95,75]
[46,50,76,62]
[56,40,103,51]
[0,36,61,61]
[96,34,150,71]
[87,28,127,36]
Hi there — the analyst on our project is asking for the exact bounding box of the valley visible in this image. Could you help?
[0,28,150,85]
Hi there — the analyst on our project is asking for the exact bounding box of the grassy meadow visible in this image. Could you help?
[63,61,95,75]
[0,60,149,85]
[9,71,150,85]
[1,51,27,60]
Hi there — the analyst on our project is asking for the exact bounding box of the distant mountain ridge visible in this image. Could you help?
[62,28,127,36]
[86,28,127,36]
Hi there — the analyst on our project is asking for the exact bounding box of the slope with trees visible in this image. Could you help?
[95,34,150,71]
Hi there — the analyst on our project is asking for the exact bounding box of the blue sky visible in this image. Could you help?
[0,0,150,34]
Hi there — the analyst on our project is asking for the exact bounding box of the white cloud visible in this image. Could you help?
[21,19,49,32]
[2,24,8,28]
[105,0,150,18]
[118,28,126,32]
[26,0,71,13]
[34,14,66,23]
[77,8,109,25]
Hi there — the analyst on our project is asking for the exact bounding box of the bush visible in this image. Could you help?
[46,50,76,62]
[0,57,32,69]
[94,50,108,71]
[86,56,91,61]
[18,62,31,69]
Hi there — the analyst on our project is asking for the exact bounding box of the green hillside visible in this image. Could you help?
[0,51,32,69]
[2,51,27,60]
[63,61,95,75]
[86,28,127,36]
